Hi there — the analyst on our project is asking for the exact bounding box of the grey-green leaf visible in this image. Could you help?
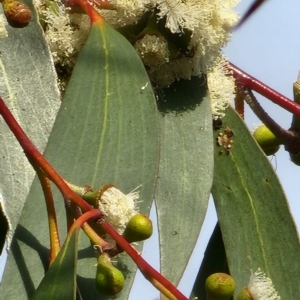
[155,77,213,285]
[0,20,159,299]
[212,106,300,297]
[0,1,60,247]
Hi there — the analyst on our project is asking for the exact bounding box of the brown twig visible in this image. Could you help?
[237,87,300,154]
[233,0,267,30]
[234,88,245,119]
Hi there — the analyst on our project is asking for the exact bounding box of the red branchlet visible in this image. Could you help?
[228,62,300,118]
[0,97,188,300]
[70,209,103,233]
[101,221,188,300]
[0,99,92,212]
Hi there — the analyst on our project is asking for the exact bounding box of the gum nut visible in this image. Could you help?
[253,125,281,155]
[123,214,153,243]
[205,273,236,300]
[3,0,31,28]
[95,254,124,295]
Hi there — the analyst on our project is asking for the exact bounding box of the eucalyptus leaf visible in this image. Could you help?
[0,1,60,247]
[31,227,79,300]
[212,106,300,298]
[0,20,159,299]
[155,77,213,285]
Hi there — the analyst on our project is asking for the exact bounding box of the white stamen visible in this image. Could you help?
[247,269,281,300]
[98,186,140,233]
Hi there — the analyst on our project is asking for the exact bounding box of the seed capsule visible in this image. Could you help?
[95,253,124,295]
[122,214,153,243]
[2,0,31,28]
[253,125,281,156]
[205,273,236,300]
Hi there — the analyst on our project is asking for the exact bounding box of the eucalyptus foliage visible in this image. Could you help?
[0,0,299,300]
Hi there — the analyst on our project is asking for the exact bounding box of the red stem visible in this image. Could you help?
[72,204,112,251]
[101,221,188,300]
[62,0,114,12]
[228,62,300,117]
[73,0,105,24]
[0,97,187,299]
[69,209,102,234]
[0,98,91,212]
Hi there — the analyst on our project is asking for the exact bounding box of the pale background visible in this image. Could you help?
[1,1,300,299]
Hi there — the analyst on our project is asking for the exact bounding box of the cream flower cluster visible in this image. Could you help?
[34,0,90,68]
[111,0,239,83]
[109,0,238,33]
[32,0,238,117]
[208,57,235,119]
[108,0,238,118]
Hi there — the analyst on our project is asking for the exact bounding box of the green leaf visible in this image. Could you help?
[155,77,213,285]
[31,228,79,300]
[1,20,159,299]
[212,106,300,297]
[0,1,60,246]
[190,223,229,300]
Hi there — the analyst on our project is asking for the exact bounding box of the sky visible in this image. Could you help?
[1,0,300,299]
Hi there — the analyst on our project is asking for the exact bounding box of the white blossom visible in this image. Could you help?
[35,0,239,117]
[106,0,151,26]
[148,56,194,86]
[98,186,140,234]
[247,269,281,300]
[34,0,90,68]
[207,57,235,119]
[132,0,239,91]
[155,0,204,33]
[134,34,169,69]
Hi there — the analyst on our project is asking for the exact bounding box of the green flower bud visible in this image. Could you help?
[235,287,253,300]
[205,273,236,300]
[122,214,153,243]
[253,125,281,156]
[95,253,124,295]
